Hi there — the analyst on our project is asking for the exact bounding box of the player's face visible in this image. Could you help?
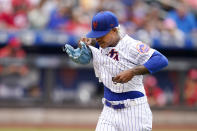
[96,28,119,48]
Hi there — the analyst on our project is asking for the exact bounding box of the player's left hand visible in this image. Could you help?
[112,69,134,83]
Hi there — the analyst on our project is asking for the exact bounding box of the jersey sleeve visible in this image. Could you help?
[144,50,168,74]
[88,45,102,82]
[129,41,155,65]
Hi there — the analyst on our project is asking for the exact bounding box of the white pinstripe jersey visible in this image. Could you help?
[89,35,155,94]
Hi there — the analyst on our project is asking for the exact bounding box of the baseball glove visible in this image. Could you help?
[63,41,92,64]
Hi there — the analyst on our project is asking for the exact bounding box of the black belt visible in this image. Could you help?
[105,100,125,109]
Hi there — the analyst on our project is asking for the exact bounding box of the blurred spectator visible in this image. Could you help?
[47,0,73,30]
[167,2,196,33]
[64,8,90,36]
[97,0,126,22]
[183,0,197,9]
[129,0,149,28]
[184,69,197,106]
[122,21,136,37]
[134,4,161,46]
[159,18,185,48]
[144,75,167,107]
[0,0,31,29]
[0,0,12,13]
[167,71,180,105]
[28,0,49,29]
[135,21,160,47]
[79,0,99,12]
[0,37,25,58]
[0,37,40,99]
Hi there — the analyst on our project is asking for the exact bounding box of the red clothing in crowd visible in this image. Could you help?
[185,69,197,106]
[0,0,31,29]
[144,75,166,106]
[0,38,26,58]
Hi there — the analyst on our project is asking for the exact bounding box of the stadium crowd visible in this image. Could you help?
[0,0,196,49]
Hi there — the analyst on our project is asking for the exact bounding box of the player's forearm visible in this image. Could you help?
[112,65,149,83]
[130,65,150,76]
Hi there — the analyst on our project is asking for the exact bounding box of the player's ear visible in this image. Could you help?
[111,28,117,32]
[111,28,118,36]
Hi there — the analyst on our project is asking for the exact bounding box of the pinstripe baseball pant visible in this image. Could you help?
[95,97,152,131]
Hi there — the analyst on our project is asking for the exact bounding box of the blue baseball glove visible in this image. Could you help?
[63,41,92,64]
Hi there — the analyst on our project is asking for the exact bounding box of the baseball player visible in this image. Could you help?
[63,11,168,131]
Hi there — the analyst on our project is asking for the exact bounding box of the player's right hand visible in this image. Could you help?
[78,38,96,48]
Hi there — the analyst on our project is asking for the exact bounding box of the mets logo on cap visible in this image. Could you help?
[93,21,98,29]
[136,42,150,53]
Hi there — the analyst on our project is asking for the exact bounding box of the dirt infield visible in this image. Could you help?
[0,126,197,131]
[0,108,196,131]
[0,123,197,131]
[0,128,196,131]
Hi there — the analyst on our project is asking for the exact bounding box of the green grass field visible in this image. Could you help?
[0,128,196,131]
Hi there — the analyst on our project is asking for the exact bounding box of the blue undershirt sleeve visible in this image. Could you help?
[143,50,168,74]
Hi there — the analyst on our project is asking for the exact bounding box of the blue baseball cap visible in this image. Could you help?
[86,11,119,38]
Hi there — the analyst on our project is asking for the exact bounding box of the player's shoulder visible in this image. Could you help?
[88,45,100,53]
[121,35,140,48]
[122,35,152,53]
[121,35,140,46]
